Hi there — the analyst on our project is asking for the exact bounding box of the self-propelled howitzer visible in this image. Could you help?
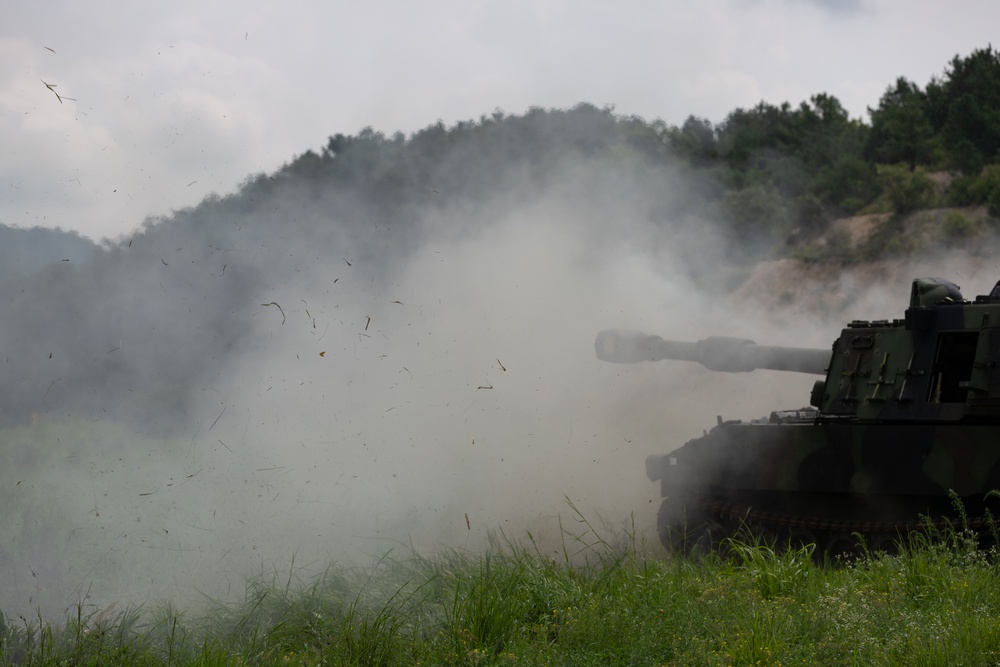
[598,277,1000,555]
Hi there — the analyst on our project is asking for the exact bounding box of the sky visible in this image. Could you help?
[3,0,999,241]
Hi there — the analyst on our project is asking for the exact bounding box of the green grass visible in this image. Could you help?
[5,513,1000,666]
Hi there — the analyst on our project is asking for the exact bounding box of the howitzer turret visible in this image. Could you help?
[600,277,1000,557]
[594,330,830,374]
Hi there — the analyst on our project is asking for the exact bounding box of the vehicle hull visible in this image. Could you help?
[647,418,1000,554]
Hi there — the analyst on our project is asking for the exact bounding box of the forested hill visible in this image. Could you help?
[2,46,999,428]
[180,44,998,272]
[276,45,1000,261]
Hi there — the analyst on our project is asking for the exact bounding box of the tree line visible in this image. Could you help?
[667,46,1000,248]
[261,46,1000,260]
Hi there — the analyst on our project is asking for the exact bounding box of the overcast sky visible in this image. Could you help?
[4,0,999,241]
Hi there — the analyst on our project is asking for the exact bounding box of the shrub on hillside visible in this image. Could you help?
[877,164,935,214]
[942,211,979,241]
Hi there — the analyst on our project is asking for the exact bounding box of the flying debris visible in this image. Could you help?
[41,80,75,104]
[261,302,286,324]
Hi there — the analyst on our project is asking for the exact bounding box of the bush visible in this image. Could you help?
[942,211,979,241]
[722,185,791,245]
[945,165,1000,218]
[876,164,934,214]
[966,165,1000,202]
[816,155,879,213]
[794,193,827,233]
[945,173,979,206]
[989,187,1000,219]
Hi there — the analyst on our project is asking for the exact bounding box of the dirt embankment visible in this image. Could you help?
[734,205,1000,326]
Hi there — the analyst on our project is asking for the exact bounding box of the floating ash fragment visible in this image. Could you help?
[261,302,286,324]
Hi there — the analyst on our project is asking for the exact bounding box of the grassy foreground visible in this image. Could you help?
[3,519,1000,666]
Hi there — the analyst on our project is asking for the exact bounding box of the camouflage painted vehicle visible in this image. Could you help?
[596,277,1000,554]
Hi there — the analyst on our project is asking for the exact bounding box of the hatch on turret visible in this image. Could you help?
[928,331,978,403]
[910,277,963,307]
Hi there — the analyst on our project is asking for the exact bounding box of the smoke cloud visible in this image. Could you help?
[3,108,999,618]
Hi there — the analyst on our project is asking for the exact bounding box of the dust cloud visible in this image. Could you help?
[5,113,1000,619]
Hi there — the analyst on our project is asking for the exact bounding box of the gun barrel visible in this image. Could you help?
[595,330,829,375]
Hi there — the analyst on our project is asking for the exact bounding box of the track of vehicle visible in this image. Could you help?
[662,496,999,557]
